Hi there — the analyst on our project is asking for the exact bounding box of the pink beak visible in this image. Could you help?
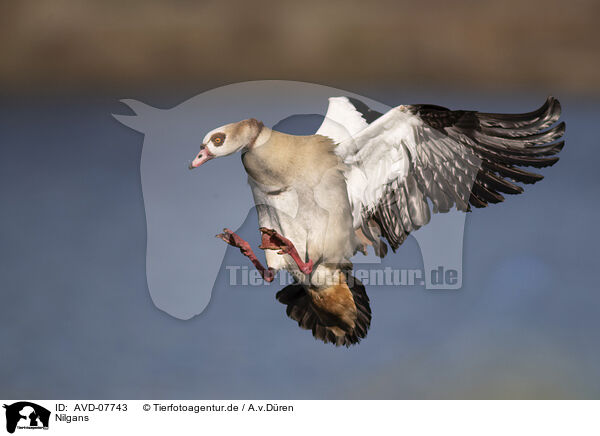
[188,146,214,169]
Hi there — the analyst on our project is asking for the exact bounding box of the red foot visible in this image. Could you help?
[216,228,274,282]
[258,227,314,274]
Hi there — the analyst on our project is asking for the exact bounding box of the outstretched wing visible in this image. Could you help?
[318,96,565,256]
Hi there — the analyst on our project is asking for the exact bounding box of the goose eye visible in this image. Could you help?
[211,133,225,146]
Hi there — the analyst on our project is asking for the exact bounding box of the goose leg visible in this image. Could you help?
[259,227,314,274]
[216,228,274,282]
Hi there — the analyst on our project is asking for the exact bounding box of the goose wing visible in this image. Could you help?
[317,96,564,256]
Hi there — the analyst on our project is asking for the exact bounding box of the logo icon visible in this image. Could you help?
[3,402,50,434]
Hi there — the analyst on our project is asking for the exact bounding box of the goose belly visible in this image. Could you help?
[251,179,355,276]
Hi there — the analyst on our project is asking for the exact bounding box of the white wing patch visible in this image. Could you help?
[316,97,370,143]
[336,106,480,227]
[326,104,481,252]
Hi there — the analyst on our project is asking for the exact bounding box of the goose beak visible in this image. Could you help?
[189,146,214,169]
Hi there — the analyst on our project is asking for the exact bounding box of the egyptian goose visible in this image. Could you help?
[189,96,565,346]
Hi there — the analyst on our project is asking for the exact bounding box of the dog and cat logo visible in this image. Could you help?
[3,402,50,433]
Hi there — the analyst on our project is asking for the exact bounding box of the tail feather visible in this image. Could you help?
[276,273,371,347]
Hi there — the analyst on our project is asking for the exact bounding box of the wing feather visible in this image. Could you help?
[325,97,564,255]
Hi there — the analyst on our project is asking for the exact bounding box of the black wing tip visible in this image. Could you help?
[345,96,384,124]
[547,95,561,113]
[549,139,565,155]
[545,96,562,123]
[464,97,564,209]
[477,97,562,133]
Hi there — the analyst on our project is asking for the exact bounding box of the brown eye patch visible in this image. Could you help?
[211,133,226,146]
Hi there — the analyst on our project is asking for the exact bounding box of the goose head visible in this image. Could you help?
[189,118,264,169]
